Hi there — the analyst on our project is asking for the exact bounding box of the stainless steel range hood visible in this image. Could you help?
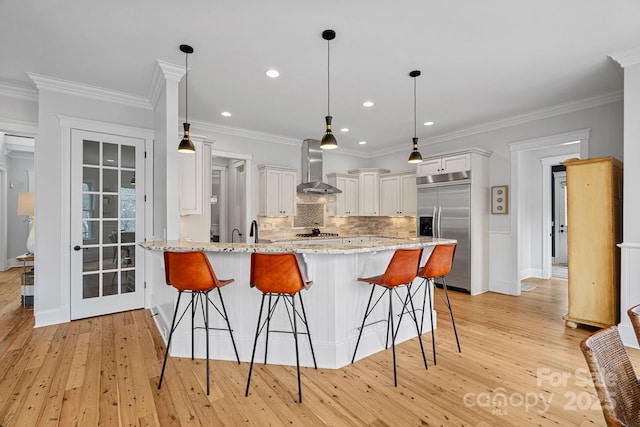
[297,139,342,194]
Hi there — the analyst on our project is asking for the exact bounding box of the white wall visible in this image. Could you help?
[33,87,153,327]
[369,101,623,293]
[6,155,34,260]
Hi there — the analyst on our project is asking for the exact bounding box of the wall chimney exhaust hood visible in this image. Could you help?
[297,139,342,194]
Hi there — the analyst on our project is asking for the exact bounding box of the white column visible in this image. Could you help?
[611,47,640,347]
[149,60,185,240]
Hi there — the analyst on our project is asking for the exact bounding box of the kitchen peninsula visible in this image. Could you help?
[142,237,455,369]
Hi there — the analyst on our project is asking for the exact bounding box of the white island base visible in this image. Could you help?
[143,238,452,369]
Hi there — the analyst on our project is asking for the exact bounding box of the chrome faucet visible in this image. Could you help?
[249,220,259,243]
[231,228,242,243]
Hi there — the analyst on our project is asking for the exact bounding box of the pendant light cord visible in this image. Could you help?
[185,52,189,122]
[413,76,417,139]
[327,39,331,116]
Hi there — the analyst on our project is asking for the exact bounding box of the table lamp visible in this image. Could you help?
[17,191,35,254]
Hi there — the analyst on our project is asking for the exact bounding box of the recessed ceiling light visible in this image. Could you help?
[221,112,232,117]
[424,121,434,126]
[362,101,374,107]
[359,141,367,145]
[106,159,114,162]
[340,128,349,132]
[265,69,280,78]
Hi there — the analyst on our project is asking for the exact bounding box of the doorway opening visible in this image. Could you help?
[511,128,589,294]
[551,166,568,279]
[210,150,252,243]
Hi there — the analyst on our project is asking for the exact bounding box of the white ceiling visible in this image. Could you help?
[1,0,639,156]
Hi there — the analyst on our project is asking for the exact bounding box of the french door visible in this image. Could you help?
[70,130,144,320]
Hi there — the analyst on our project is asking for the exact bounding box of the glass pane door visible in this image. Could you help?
[71,130,144,320]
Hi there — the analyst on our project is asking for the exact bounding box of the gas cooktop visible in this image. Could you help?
[295,232,339,238]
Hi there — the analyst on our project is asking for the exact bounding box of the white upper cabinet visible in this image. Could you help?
[258,165,297,217]
[417,153,470,176]
[327,173,358,216]
[380,172,417,216]
[179,138,207,215]
[349,168,390,216]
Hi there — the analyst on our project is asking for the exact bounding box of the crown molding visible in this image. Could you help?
[189,119,300,146]
[0,117,38,138]
[610,46,640,68]
[149,60,186,108]
[0,81,37,102]
[26,73,152,110]
[369,90,622,158]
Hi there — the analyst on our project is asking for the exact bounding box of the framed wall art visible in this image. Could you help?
[491,185,508,214]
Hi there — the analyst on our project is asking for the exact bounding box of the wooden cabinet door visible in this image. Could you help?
[441,154,470,173]
[417,158,441,176]
[379,176,400,216]
[179,139,203,215]
[359,172,380,216]
[279,170,296,216]
[400,173,417,215]
[343,176,358,216]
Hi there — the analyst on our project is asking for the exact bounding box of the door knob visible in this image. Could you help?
[73,245,81,251]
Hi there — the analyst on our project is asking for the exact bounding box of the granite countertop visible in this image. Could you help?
[257,234,393,243]
[140,237,455,255]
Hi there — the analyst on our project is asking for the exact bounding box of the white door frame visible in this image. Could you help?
[553,171,568,265]
[211,149,252,241]
[59,116,153,322]
[0,166,6,271]
[510,128,590,293]
[541,156,575,278]
[0,120,38,271]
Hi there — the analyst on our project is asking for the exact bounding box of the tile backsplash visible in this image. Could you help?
[259,195,416,240]
[293,203,324,227]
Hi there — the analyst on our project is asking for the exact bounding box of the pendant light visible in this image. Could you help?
[407,70,423,163]
[178,44,196,153]
[320,29,337,149]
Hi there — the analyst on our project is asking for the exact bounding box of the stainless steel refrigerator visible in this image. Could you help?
[417,178,471,292]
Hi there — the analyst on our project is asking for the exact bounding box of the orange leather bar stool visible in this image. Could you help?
[416,244,461,365]
[245,253,317,403]
[351,248,425,386]
[158,251,240,395]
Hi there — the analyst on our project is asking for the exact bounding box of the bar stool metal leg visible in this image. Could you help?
[246,294,266,397]
[389,289,397,387]
[191,292,196,360]
[426,278,436,365]
[406,285,428,370]
[213,287,241,364]
[292,295,302,402]
[264,294,272,364]
[351,285,376,363]
[159,291,183,390]
[297,293,317,369]
[441,278,461,352]
[205,292,210,395]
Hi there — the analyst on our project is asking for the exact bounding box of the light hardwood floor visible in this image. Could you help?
[1,268,638,426]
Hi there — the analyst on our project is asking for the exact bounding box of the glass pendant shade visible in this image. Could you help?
[320,115,337,149]
[408,137,423,163]
[178,122,195,152]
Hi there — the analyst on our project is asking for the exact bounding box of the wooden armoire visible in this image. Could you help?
[563,157,623,329]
